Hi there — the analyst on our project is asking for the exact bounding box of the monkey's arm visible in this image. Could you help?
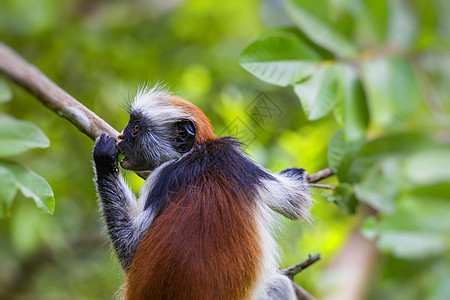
[93,133,149,271]
[260,168,313,221]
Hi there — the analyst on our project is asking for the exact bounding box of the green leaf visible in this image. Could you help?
[362,195,450,259]
[118,153,126,163]
[362,216,446,259]
[344,133,432,184]
[0,161,55,214]
[0,165,18,218]
[0,80,12,103]
[362,58,420,128]
[327,129,365,180]
[286,0,358,57]
[389,59,421,120]
[352,0,388,46]
[340,66,369,141]
[357,132,431,157]
[354,159,400,214]
[404,148,450,185]
[332,86,344,126]
[410,183,450,200]
[327,130,347,173]
[361,59,394,127]
[294,66,338,120]
[0,114,50,157]
[240,31,321,86]
[325,183,358,214]
[387,0,418,48]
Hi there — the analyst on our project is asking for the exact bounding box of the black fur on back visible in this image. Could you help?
[144,137,274,215]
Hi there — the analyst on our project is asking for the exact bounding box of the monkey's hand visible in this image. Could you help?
[265,167,312,221]
[93,133,119,176]
[280,168,308,183]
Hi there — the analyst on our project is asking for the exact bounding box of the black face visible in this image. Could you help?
[117,111,196,171]
[117,111,151,171]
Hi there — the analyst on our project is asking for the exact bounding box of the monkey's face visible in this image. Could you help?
[117,110,196,171]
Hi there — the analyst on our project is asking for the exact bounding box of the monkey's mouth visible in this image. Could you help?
[117,149,130,168]
[118,153,128,164]
[117,142,129,168]
[118,149,131,167]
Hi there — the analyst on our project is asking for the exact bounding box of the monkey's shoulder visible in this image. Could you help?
[144,137,272,210]
[187,137,271,181]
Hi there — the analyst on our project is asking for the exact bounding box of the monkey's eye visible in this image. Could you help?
[132,123,140,135]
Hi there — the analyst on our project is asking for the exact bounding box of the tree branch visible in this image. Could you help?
[309,183,336,190]
[280,254,321,300]
[307,167,334,183]
[292,282,316,300]
[281,253,321,279]
[0,42,118,140]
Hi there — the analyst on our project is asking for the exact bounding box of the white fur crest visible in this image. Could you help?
[131,84,188,124]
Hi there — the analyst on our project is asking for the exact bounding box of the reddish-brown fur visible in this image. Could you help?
[125,175,262,300]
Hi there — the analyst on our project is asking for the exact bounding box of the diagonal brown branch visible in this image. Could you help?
[0,42,118,140]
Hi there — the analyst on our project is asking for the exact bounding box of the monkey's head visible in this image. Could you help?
[117,86,214,171]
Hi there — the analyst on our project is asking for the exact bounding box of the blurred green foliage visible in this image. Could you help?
[0,0,449,299]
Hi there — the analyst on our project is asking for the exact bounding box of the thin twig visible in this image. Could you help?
[309,183,336,190]
[282,254,321,300]
[292,281,316,300]
[282,253,321,279]
[307,168,334,183]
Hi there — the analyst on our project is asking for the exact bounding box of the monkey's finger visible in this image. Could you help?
[106,136,118,148]
[97,132,109,144]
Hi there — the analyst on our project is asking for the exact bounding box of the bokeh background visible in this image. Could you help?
[0,0,449,299]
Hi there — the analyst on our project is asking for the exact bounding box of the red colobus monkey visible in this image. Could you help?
[93,86,313,300]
